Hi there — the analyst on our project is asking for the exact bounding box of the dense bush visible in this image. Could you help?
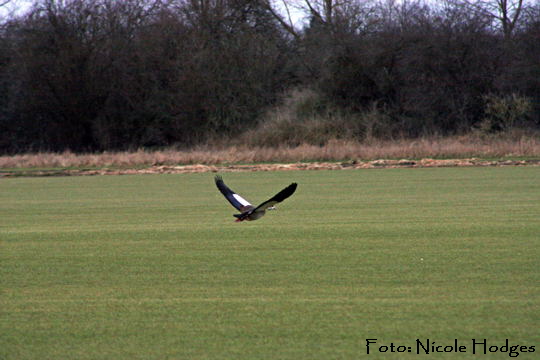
[0,0,539,154]
[0,0,291,152]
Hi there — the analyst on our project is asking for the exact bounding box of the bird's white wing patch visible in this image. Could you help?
[233,194,252,207]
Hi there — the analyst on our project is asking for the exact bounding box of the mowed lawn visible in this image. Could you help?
[1,167,539,359]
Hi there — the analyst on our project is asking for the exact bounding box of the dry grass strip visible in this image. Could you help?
[1,158,539,177]
[1,135,539,175]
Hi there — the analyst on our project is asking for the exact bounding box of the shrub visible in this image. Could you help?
[479,93,533,133]
[239,88,400,147]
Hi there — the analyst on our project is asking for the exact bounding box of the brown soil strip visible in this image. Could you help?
[2,158,539,177]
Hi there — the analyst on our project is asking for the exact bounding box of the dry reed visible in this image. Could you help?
[1,135,539,169]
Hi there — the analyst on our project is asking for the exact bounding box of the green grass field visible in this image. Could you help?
[1,167,539,359]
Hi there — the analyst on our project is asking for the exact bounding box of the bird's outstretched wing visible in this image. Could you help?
[215,175,253,211]
[253,183,297,212]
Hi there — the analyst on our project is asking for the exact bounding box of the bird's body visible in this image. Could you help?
[235,210,265,222]
[215,175,297,221]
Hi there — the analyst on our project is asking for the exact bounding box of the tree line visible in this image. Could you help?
[0,0,539,153]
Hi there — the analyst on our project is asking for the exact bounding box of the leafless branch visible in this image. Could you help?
[457,0,524,37]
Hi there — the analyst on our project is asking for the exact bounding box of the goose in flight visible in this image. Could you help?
[215,175,297,222]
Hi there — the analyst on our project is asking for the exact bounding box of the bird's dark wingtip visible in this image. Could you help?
[269,182,297,203]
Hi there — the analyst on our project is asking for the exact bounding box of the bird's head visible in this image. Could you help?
[267,206,277,211]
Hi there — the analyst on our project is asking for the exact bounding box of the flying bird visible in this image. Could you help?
[215,175,297,222]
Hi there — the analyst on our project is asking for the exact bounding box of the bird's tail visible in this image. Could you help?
[234,214,244,222]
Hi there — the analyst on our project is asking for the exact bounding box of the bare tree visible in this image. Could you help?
[0,0,15,20]
[260,0,302,39]
[299,0,376,35]
[455,0,525,37]
[262,0,378,39]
